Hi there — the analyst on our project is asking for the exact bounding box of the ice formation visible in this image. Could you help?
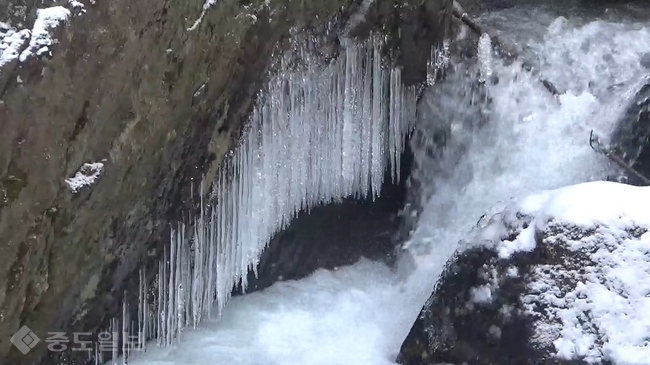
[159,35,416,338]
[98,36,419,363]
[477,33,492,83]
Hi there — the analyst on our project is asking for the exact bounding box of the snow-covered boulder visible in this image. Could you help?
[397,181,650,365]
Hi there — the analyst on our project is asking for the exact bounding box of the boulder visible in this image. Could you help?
[398,181,650,365]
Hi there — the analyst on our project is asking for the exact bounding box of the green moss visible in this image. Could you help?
[1,160,28,205]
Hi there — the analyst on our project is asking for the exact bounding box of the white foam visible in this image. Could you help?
[122,260,415,365]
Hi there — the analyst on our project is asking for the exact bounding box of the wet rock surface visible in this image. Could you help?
[0,0,455,364]
[608,79,650,182]
[398,182,650,365]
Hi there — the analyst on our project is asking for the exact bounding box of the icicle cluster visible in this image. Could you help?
[94,268,156,365]
[110,36,418,363]
[478,33,493,83]
[427,39,451,86]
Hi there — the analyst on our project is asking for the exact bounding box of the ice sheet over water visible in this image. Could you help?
[123,5,650,365]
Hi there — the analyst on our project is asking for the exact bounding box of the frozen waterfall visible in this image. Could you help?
[166,35,418,333]
[94,35,421,364]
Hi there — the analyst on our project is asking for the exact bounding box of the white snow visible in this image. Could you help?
[123,5,650,365]
[0,27,30,68]
[187,0,218,31]
[68,0,87,13]
[470,285,494,304]
[497,218,538,258]
[537,182,650,227]
[65,162,104,193]
[506,266,519,277]
[509,182,650,364]
[494,182,650,258]
[0,1,85,71]
[19,6,71,62]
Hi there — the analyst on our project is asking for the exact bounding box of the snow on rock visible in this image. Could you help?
[0,24,30,68]
[19,6,71,62]
[68,0,87,14]
[0,1,86,71]
[65,162,104,193]
[187,0,219,31]
[398,181,650,365]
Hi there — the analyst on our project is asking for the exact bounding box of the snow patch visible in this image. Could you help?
[187,0,219,31]
[68,0,87,13]
[469,266,500,305]
[506,266,519,277]
[503,182,650,364]
[0,1,85,71]
[494,182,650,259]
[19,6,71,62]
[65,162,104,193]
[497,221,538,258]
[0,27,30,68]
[469,285,493,304]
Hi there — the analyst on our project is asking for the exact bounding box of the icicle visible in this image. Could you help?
[111,318,118,365]
[427,39,451,86]
[138,268,144,352]
[121,296,128,365]
[478,33,493,83]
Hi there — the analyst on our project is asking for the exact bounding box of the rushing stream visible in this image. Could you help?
[124,3,650,365]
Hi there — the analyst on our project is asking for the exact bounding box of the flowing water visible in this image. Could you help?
[124,3,650,365]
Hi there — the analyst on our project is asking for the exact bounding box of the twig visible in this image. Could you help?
[589,130,650,185]
[451,1,561,97]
